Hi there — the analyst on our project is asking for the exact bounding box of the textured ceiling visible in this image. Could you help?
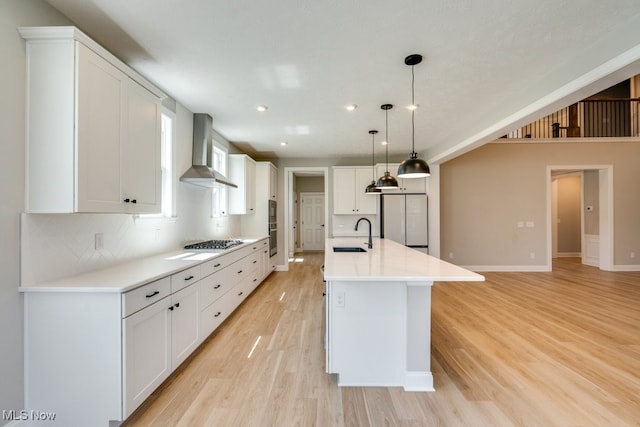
[45,0,640,162]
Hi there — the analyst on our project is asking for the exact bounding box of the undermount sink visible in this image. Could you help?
[333,246,367,253]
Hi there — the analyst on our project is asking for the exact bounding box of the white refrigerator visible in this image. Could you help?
[380,194,429,254]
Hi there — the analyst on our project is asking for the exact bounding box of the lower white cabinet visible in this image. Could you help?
[122,275,199,418]
[123,294,172,417]
[22,238,271,426]
[169,283,200,368]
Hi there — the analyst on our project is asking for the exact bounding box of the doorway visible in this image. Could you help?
[547,165,613,271]
[284,167,329,268]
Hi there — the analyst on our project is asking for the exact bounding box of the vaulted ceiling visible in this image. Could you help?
[45,0,640,162]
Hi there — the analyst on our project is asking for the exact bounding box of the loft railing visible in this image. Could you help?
[506,98,640,139]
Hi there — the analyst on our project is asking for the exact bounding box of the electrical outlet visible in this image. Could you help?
[530,252,536,259]
[631,252,636,259]
[449,252,454,259]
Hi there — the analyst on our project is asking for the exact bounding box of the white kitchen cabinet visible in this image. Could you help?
[376,163,427,194]
[229,154,257,215]
[123,294,172,418]
[123,80,163,213]
[170,283,200,367]
[22,240,272,426]
[20,26,164,214]
[332,167,378,215]
[269,163,278,201]
[259,239,271,280]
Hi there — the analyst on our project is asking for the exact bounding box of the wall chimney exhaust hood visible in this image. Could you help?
[180,113,237,188]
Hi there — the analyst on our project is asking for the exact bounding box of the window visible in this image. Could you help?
[160,111,175,217]
[213,145,227,176]
[138,110,175,220]
[212,143,229,217]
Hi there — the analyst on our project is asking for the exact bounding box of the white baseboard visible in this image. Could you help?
[557,252,581,257]
[462,265,551,272]
[613,265,640,272]
[275,264,288,272]
[403,371,435,392]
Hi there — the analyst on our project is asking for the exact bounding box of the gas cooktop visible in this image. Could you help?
[183,239,243,250]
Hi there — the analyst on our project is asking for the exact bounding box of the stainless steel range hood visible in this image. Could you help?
[180,113,237,188]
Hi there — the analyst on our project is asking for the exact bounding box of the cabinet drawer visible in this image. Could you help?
[199,291,235,341]
[201,253,231,277]
[228,252,258,283]
[198,267,231,310]
[122,276,171,318]
[171,265,201,293]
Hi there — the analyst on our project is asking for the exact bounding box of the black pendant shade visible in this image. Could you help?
[365,130,381,194]
[376,104,399,189]
[398,54,430,178]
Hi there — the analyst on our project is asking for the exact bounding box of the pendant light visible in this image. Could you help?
[365,130,381,194]
[376,104,399,189]
[397,54,430,178]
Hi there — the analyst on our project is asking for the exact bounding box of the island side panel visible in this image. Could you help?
[327,280,406,387]
[405,282,434,391]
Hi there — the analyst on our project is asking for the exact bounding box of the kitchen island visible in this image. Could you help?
[324,237,484,391]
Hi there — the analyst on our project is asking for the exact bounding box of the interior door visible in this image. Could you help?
[300,192,325,251]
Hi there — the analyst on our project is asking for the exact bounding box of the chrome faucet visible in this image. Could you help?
[354,217,372,249]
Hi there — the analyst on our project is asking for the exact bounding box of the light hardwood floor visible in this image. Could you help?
[123,255,640,426]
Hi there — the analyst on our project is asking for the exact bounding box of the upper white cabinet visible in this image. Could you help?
[229,154,257,215]
[333,167,377,215]
[20,26,164,214]
[269,163,278,201]
[240,161,277,236]
[376,163,427,194]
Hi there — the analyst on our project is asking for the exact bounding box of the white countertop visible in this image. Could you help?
[324,238,484,283]
[19,237,268,293]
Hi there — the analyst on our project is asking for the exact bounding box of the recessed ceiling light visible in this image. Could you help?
[345,104,357,111]
[256,105,268,112]
[280,141,288,146]
[407,104,419,110]
[381,141,389,145]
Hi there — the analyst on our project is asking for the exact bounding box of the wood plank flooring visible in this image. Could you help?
[123,256,640,426]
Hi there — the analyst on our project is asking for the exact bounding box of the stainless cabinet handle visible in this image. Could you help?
[145,291,160,298]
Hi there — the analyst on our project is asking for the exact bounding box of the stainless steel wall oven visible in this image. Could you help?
[268,200,277,256]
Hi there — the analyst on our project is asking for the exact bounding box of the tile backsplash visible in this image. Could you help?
[20,212,240,286]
